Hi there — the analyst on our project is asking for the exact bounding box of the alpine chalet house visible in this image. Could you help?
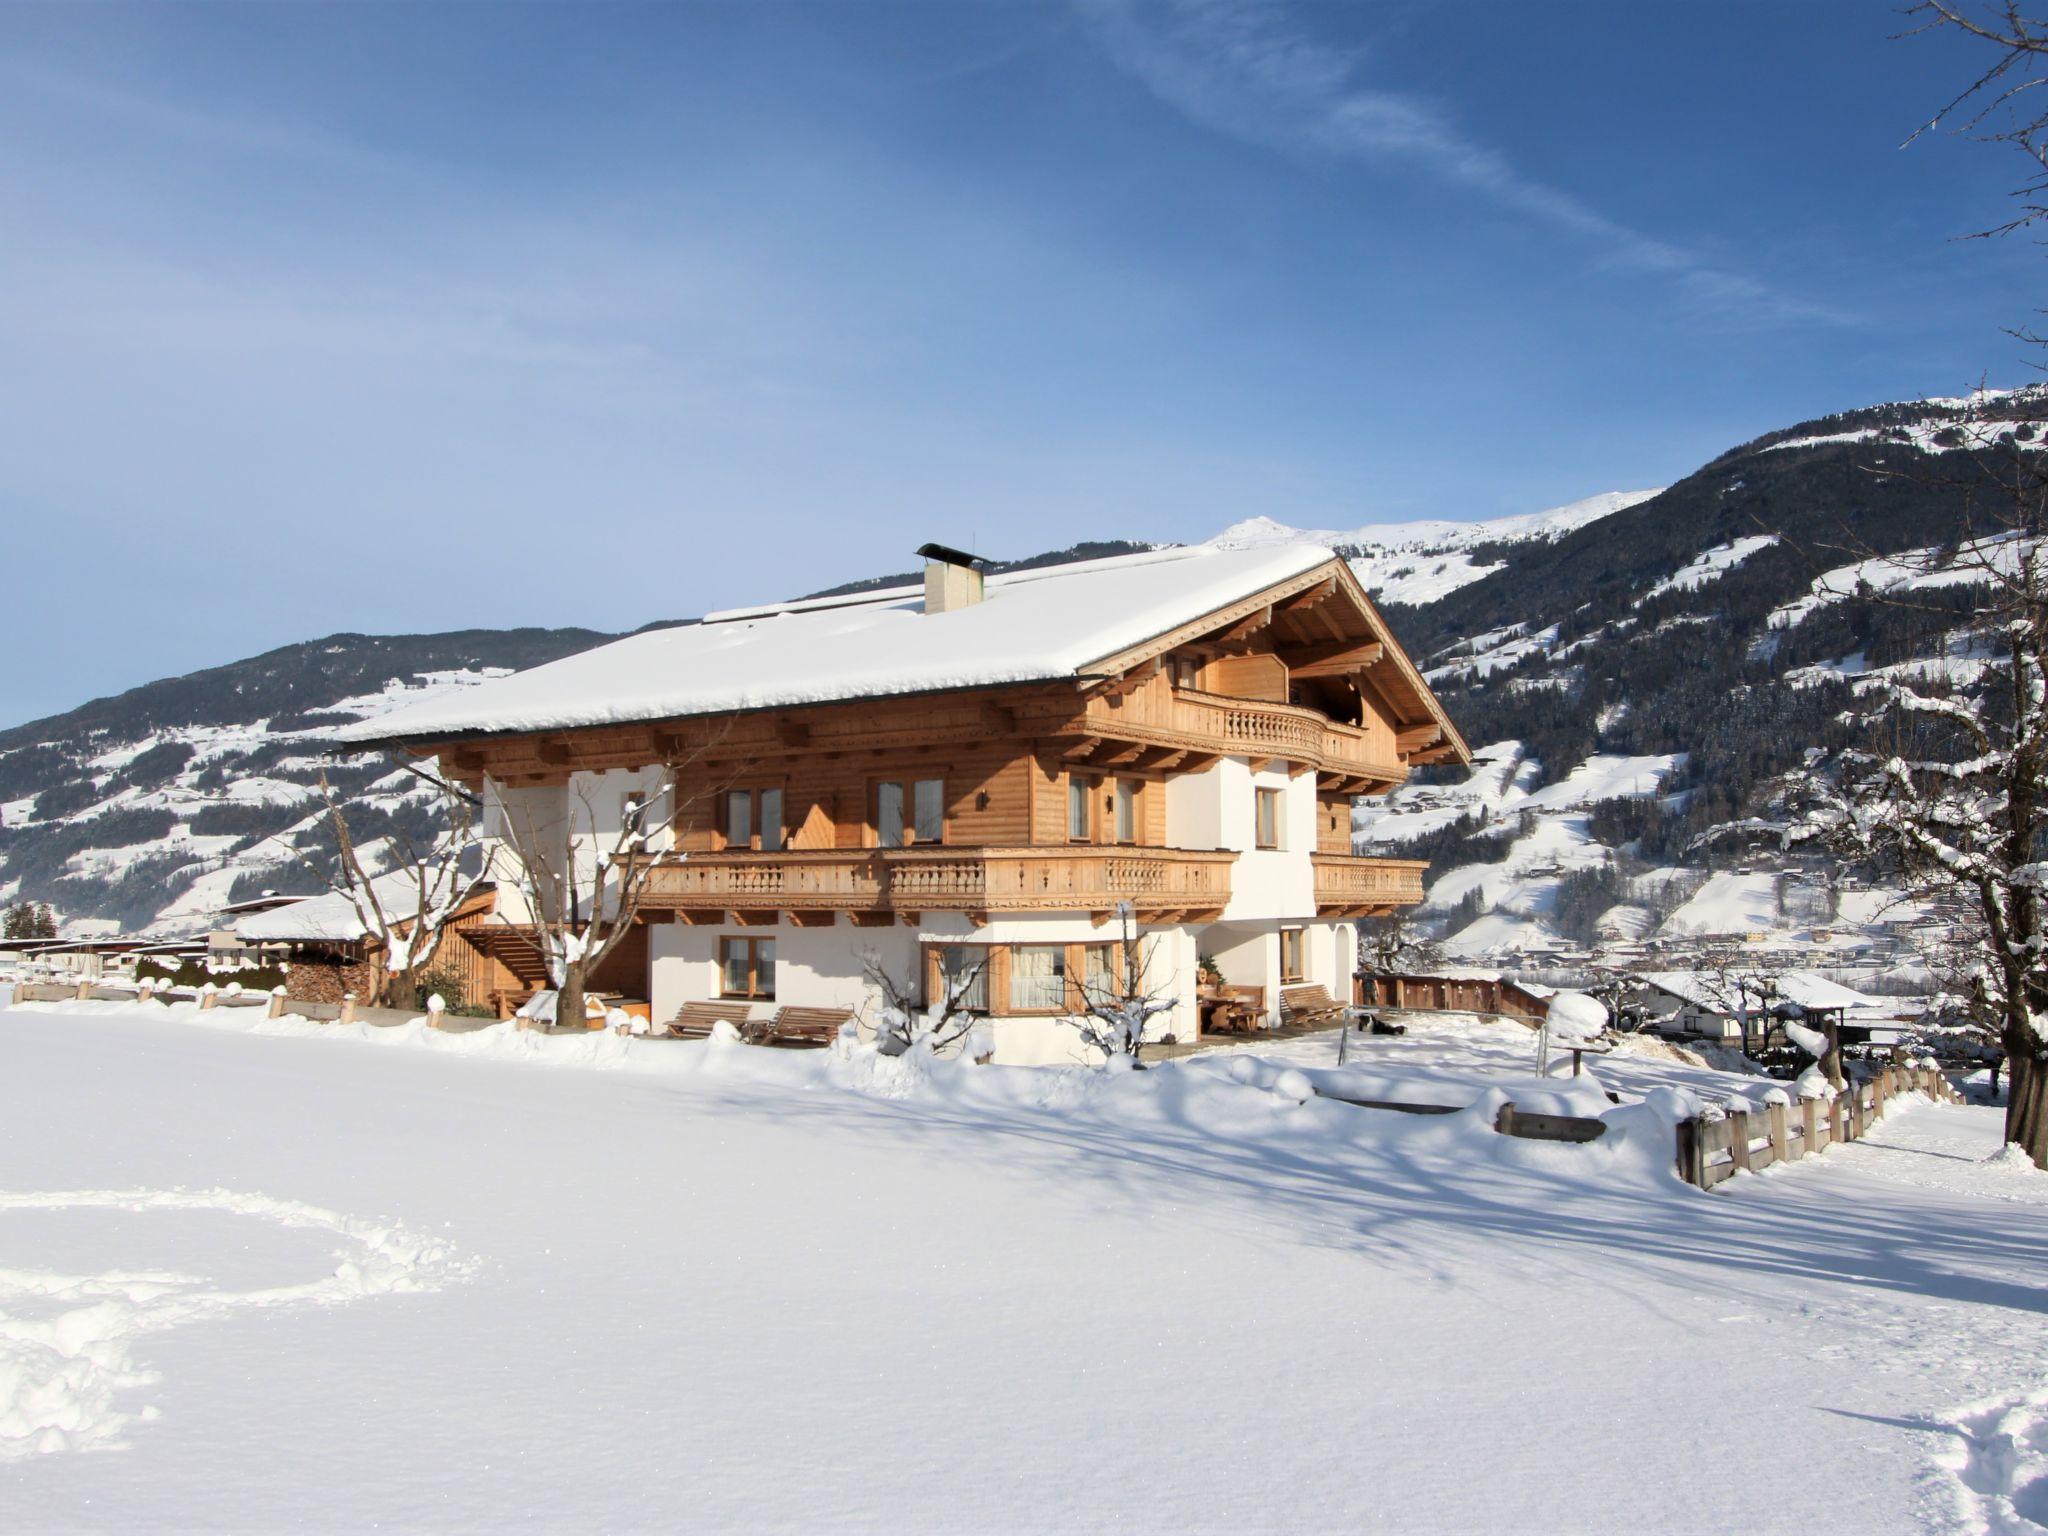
[343,544,1467,1063]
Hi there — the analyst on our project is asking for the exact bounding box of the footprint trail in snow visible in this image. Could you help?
[0,1187,475,1459]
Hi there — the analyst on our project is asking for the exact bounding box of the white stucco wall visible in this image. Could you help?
[483,767,671,926]
[650,910,1201,1065]
[1165,757,1316,922]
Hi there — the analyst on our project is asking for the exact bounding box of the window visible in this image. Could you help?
[1255,787,1282,850]
[720,936,776,999]
[919,942,1129,1017]
[1113,778,1138,844]
[1172,657,1200,690]
[914,778,944,843]
[722,787,785,851]
[878,777,945,846]
[1280,927,1305,983]
[1067,776,1092,841]
[1083,941,1119,1003]
[935,945,989,1012]
[1010,944,1067,1012]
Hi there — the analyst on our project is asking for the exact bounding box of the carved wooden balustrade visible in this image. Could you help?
[639,845,1240,923]
[1065,688,1405,792]
[1310,853,1428,916]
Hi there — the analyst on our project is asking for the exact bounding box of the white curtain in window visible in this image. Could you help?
[759,788,784,851]
[722,942,750,996]
[1010,945,1066,1012]
[1068,778,1089,839]
[1084,943,1117,1001]
[914,778,944,843]
[939,946,988,1011]
[756,939,776,998]
[726,790,752,848]
[1114,780,1136,843]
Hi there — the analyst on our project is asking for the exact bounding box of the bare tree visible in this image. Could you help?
[1074,906,1179,1066]
[1906,3,2048,255]
[1357,911,1442,978]
[489,752,723,1031]
[859,949,987,1057]
[1689,948,1783,1062]
[1700,8,2048,1161]
[294,766,482,1010]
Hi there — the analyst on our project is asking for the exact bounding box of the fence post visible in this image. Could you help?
[1829,1094,1845,1146]
[266,986,286,1019]
[199,984,218,1012]
[73,979,91,1001]
[1769,1101,1790,1163]
[1729,1110,1753,1174]
[1801,1096,1819,1156]
[340,992,356,1025]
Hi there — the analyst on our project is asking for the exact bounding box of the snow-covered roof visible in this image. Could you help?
[235,873,484,944]
[338,545,1340,744]
[1633,969,1893,1018]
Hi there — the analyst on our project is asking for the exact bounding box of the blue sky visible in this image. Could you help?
[0,0,2033,727]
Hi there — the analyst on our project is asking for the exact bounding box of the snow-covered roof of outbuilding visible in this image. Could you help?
[235,874,487,944]
[339,544,1350,744]
[1634,969,1894,1017]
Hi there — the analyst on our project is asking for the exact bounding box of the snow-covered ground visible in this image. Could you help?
[1,999,2040,1532]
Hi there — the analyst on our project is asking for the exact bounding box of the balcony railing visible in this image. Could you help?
[640,845,1239,918]
[1072,689,1405,786]
[1310,853,1428,913]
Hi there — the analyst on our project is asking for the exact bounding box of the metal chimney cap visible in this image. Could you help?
[916,541,984,569]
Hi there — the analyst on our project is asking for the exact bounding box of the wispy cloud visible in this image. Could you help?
[1080,0,1846,326]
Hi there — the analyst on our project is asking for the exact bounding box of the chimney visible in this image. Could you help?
[918,542,985,615]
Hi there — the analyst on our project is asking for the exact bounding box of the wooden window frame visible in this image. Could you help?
[1111,777,1141,846]
[1255,786,1282,850]
[919,940,1129,1017]
[871,773,948,849]
[719,935,777,1000]
[1067,773,1095,843]
[1279,926,1305,984]
[717,780,788,853]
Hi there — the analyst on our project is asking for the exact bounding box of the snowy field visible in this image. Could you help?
[1,1000,2043,1534]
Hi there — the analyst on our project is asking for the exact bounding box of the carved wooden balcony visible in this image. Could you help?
[1310,853,1429,916]
[1064,688,1407,793]
[638,845,1239,925]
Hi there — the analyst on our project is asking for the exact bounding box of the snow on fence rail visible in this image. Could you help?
[1674,1064,1959,1190]
[8,980,424,1029]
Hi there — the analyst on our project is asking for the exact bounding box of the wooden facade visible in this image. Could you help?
[407,556,1461,934]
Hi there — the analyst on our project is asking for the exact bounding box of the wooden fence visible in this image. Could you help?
[1674,1064,1960,1190]
[1353,971,1551,1022]
[8,980,426,1028]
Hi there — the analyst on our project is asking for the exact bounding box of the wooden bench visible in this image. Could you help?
[665,1000,759,1039]
[761,1006,854,1049]
[1279,984,1348,1030]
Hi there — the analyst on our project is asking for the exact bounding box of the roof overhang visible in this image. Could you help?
[1076,555,1471,767]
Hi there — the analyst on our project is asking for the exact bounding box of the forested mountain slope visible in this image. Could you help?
[0,394,2022,945]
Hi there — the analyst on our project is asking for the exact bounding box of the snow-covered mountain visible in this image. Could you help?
[1323,389,2043,974]
[1210,490,1661,607]
[0,631,617,932]
[0,387,2029,956]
